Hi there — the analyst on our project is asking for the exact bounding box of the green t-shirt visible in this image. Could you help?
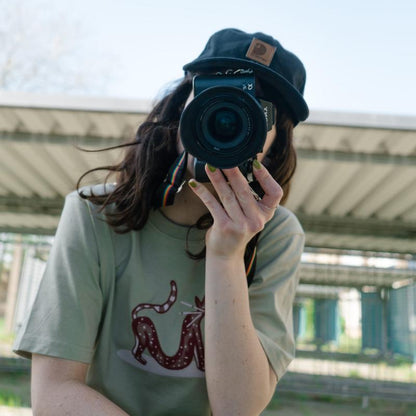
[14,187,305,415]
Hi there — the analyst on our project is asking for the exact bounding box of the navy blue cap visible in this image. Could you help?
[183,28,309,124]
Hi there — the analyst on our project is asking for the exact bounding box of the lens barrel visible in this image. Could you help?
[179,85,267,169]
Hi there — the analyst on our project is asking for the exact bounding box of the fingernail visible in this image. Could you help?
[207,164,216,173]
[188,179,198,188]
[253,159,262,170]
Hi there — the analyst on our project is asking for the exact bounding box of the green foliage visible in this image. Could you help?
[347,369,361,378]
[0,373,31,408]
[0,390,22,406]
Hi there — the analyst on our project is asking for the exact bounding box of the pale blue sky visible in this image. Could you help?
[12,0,416,116]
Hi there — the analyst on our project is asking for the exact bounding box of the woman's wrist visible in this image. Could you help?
[205,245,246,264]
[205,248,247,286]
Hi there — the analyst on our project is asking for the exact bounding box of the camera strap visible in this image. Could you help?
[245,246,257,286]
[154,151,188,207]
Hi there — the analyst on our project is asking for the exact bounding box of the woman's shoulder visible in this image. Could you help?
[71,183,116,198]
[65,183,115,203]
[261,205,304,241]
[63,183,117,221]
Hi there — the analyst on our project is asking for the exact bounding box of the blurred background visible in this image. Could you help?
[0,0,415,415]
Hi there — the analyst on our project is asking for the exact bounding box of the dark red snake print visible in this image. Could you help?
[131,281,205,371]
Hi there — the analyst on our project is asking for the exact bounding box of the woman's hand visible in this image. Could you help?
[191,160,281,414]
[188,160,283,258]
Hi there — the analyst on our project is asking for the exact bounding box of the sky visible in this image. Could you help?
[3,0,416,116]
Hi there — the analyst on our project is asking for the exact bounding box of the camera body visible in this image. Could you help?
[179,74,275,182]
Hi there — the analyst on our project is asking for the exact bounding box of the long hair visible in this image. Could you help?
[77,74,297,277]
[77,75,193,231]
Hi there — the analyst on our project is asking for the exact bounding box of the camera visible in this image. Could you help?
[179,74,275,182]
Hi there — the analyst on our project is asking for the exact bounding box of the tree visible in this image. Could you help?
[0,0,114,94]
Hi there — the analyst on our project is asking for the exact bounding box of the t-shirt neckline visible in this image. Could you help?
[149,209,206,241]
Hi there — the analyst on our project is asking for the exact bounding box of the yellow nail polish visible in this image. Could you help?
[188,179,198,188]
[253,159,262,170]
[207,164,216,172]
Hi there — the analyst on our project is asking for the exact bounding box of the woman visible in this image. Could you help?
[14,28,308,415]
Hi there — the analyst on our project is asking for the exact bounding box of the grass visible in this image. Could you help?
[0,319,31,408]
[0,370,415,414]
[0,391,23,407]
[264,392,416,416]
[0,372,31,408]
[0,310,414,411]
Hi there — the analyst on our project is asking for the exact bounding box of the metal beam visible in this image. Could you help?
[0,225,56,235]
[299,263,415,288]
[0,195,64,215]
[0,92,152,113]
[297,148,416,166]
[297,213,416,240]
[306,110,416,130]
[0,131,124,146]
[305,235,415,256]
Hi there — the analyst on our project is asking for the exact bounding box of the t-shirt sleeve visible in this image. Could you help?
[248,207,305,381]
[13,192,104,363]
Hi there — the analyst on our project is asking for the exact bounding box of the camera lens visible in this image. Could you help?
[209,108,241,141]
[179,85,266,169]
[201,101,248,150]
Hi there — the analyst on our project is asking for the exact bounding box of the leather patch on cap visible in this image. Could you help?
[246,38,276,66]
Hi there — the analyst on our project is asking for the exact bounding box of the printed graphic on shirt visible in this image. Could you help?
[117,280,205,378]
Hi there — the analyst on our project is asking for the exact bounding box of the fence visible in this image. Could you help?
[1,233,416,390]
[0,234,51,336]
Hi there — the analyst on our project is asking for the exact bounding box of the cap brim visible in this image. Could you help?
[183,57,309,124]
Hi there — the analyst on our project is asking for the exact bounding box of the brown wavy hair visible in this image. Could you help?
[77,73,297,280]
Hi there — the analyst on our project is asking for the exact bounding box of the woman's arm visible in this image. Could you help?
[31,354,129,416]
[204,253,277,416]
[189,162,282,415]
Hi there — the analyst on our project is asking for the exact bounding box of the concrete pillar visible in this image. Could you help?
[5,236,23,333]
